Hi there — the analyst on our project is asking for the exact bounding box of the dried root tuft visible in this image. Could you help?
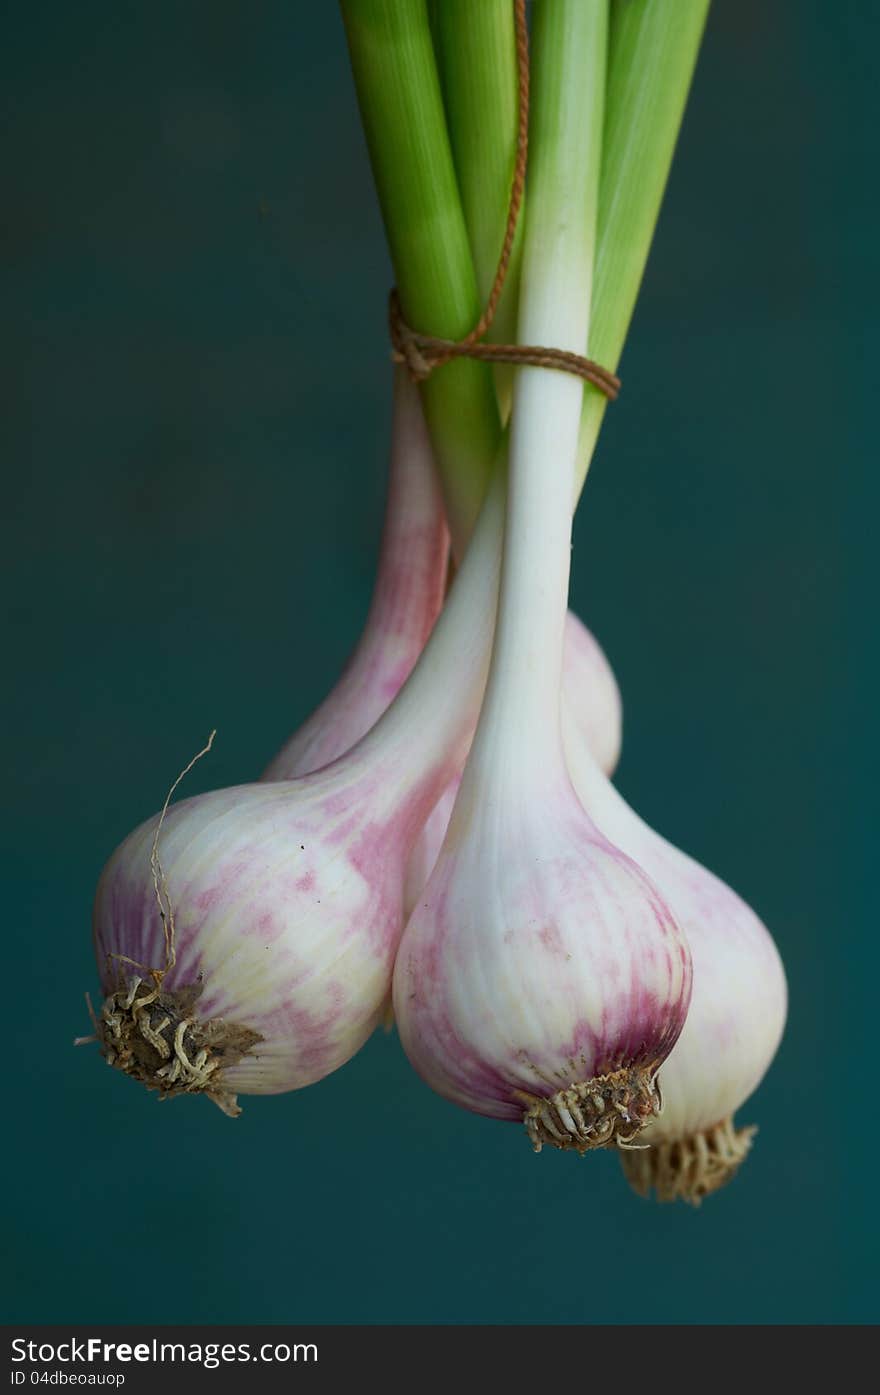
[620,1115,757,1204]
[518,1064,662,1155]
[95,975,261,1117]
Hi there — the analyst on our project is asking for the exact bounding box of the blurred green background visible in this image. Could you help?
[3,2,874,1324]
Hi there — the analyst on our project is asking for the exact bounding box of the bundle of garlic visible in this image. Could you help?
[84,0,785,1204]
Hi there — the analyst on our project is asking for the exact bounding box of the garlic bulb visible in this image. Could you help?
[393,5,691,1155]
[564,714,787,1200]
[90,461,505,1115]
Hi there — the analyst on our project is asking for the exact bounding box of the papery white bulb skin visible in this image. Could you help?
[93,767,420,1115]
[563,710,787,1201]
[394,767,693,1151]
[394,7,691,1156]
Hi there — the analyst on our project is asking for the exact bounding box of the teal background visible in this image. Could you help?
[3,2,875,1324]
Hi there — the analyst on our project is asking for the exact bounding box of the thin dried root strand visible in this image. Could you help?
[79,736,223,1073]
[86,730,219,1064]
[518,1065,662,1155]
[74,994,100,1047]
[620,1115,757,1205]
[149,730,217,977]
[94,975,261,1118]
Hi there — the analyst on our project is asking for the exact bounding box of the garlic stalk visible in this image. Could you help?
[431,0,524,420]
[393,1,691,1155]
[575,0,710,492]
[402,607,622,919]
[262,372,450,781]
[340,1,705,818]
[562,721,787,1201]
[340,0,499,545]
[345,2,709,809]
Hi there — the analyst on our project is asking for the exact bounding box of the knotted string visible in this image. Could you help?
[389,0,620,402]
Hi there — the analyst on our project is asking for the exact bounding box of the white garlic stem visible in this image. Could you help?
[394,4,691,1154]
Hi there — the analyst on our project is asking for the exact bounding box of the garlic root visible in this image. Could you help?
[96,975,262,1118]
[619,1115,757,1203]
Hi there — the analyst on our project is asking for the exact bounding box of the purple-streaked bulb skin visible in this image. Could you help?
[564,719,787,1201]
[393,773,692,1154]
[92,760,433,1116]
